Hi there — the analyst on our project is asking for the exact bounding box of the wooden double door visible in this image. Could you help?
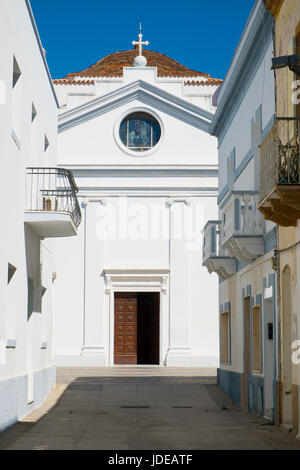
[114,292,160,365]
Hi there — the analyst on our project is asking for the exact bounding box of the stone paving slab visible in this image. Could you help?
[1,368,300,450]
[56,367,218,382]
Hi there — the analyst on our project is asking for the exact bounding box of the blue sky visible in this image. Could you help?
[30,0,255,80]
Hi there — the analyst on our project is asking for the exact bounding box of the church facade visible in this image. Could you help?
[52,35,222,367]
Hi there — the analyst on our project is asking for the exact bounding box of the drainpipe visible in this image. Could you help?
[81,199,88,349]
[271,12,282,427]
[274,229,281,425]
[298,341,300,440]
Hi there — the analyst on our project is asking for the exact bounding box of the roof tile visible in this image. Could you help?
[53,79,95,86]
[184,79,223,86]
[60,49,218,79]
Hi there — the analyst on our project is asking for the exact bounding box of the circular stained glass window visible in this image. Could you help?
[119,112,161,152]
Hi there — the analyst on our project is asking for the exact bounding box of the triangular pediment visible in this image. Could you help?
[58,80,214,133]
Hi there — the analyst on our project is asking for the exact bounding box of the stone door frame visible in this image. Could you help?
[103,269,169,366]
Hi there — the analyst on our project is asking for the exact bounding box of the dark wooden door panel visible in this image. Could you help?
[137,292,160,365]
[114,292,137,365]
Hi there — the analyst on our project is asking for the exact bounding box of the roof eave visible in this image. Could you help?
[25,0,59,108]
[210,0,273,138]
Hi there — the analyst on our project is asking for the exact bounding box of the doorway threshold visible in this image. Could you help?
[112,365,163,368]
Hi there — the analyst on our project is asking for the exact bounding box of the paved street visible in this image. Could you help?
[1,368,300,450]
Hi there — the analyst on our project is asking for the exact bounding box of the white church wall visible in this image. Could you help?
[0,0,58,432]
[58,101,218,167]
[188,195,220,362]
[94,81,124,98]
[183,94,213,112]
[53,190,219,366]
[52,222,85,358]
[66,92,97,109]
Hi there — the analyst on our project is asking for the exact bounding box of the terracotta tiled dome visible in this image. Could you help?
[63,48,213,79]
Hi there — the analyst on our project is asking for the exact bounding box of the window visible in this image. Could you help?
[221,311,230,364]
[44,134,49,151]
[7,263,17,284]
[12,56,21,88]
[252,306,261,372]
[31,103,37,122]
[119,112,161,152]
[12,55,22,146]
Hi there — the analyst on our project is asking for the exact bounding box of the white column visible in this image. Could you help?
[81,200,106,365]
[166,200,191,365]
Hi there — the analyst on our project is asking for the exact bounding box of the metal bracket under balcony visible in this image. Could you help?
[25,167,81,238]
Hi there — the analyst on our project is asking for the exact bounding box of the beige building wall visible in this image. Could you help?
[267,0,300,434]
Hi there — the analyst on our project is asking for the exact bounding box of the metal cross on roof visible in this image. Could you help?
[132,23,149,56]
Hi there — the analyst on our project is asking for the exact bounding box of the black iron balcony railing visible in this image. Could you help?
[260,118,300,203]
[277,118,300,184]
[26,167,82,228]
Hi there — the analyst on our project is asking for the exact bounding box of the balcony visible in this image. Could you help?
[25,167,82,238]
[259,118,300,227]
[202,221,237,279]
[220,192,265,263]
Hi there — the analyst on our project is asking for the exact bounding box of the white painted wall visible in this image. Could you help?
[205,0,277,419]
[54,194,219,366]
[0,0,58,432]
[218,42,275,194]
[55,71,218,115]
[220,253,275,374]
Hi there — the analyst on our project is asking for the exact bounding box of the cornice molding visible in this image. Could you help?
[264,0,284,18]
[210,1,274,140]
[58,163,218,170]
[77,189,218,197]
[58,165,218,179]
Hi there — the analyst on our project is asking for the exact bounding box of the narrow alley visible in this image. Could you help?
[1,368,300,450]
